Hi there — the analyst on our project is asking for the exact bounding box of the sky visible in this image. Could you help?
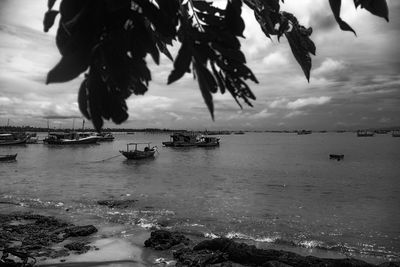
[0,0,399,131]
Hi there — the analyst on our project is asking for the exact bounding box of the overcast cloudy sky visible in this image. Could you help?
[0,0,399,130]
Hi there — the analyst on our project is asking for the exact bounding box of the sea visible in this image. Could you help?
[1,132,399,265]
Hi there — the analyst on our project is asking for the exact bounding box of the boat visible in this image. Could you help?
[120,143,157,159]
[0,133,27,146]
[356,130,374,137]
[329,154,344,161]
[297,130,312,135]
[197,136,220,147]
[0,154,17,161]
[162,132,200,147]
[392,130,400,137]
[43,132,99,145]
[234,131,245,135]
[26,133,39,144]
[96,132,115,141]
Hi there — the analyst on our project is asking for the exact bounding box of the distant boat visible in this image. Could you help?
[329,154,344,161]
[356,130,374,137]
[43,132,99,145]
[98,132,115,141]
[297,130,312,135]
[162,132,200,147]
[197,136,220,147]
[127,132,135,135]
[392,130,400,137]
[120,143,157,159]
[0,153,17,161]
[0,133,27,146]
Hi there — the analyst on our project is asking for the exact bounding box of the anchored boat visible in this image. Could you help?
[43,132,99,145]
[0,154,17,161]
[120,143,157,159]
[197,136,220,147]
[162,132,200,147]
[0,133,27,146]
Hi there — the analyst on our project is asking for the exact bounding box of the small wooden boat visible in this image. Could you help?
[120,143,157,159]
[0,154,17,161]
[329,154,344,161]
[197,136,220,147]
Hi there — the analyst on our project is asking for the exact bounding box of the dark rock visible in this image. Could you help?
[174,247,229,266]
[263,261,293,267]
[379,263,400,267]
[64,225,97,237]
[144,230,191,250]
[97,199,138,208]
[0,213,98,264]
[194,238,375,267]
[64,241,90,254]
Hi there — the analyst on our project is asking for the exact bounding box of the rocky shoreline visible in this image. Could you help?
[144,230,400,267]
[0,213,98,266]
[1,212,399,267]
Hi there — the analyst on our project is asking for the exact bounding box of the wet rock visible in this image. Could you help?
[144,231,398,267]
[64,225,97,237]
[193,238,375,267]
[173,247,229,266]
[64,241,90,254]
[262,261,293,267]
[97,199,138,208]
[144,230,191,250]
[0,213,98,265]
[379,263,400,267]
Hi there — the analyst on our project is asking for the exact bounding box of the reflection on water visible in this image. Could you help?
[1,132,400,263]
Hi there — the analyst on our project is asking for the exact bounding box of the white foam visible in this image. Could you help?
[41,238,143,265]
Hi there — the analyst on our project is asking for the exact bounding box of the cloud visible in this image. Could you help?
[313,58,346,76]
[287,96,331,109]
[262,52,288,67]
[285,110,306,118]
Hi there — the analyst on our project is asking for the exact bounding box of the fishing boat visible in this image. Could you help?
[96,132,115,141]
[120,143,157,159]
[392,130,400,137]
[197,136,220,147]
[329,154,344,161]
[356,130,374,137]
[0,154,17,161]
[297,130,312,135]
[0,133,27,146]
[43,132,99,145]
[162,132,200,147]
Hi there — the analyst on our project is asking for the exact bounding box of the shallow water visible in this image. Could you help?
[1,132,399,264]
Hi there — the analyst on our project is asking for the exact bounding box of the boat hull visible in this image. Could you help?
[0,154,17,161]
[44,136,99,145]
[120,150,156,159]
[0,138,27,146]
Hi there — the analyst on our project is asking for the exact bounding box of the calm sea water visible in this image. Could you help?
[1,132,399,264]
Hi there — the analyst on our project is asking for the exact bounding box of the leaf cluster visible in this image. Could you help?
[43,0,389,131]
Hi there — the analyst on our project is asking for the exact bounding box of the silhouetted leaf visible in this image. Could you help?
[46,52,89,84]
[329,0,356,35]
[168,42,192,84]
[48,0,57,10]
[194,62,214,120]
[226,0,245,37]
[43,10,59,32]
[355,0,389,21]
[78,77,90,119]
